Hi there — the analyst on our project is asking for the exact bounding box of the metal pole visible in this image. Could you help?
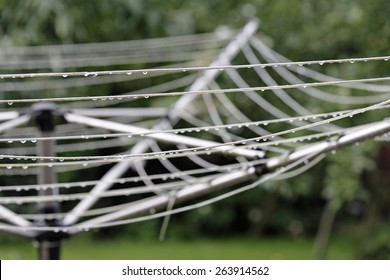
[33,103,63,260]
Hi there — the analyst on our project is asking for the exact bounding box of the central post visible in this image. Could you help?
[33,103,64,260]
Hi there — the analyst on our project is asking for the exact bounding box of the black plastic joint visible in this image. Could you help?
[254,164,270,176]
[253,151,269,176]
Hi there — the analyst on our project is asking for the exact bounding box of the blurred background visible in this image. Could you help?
[0,0,389,259]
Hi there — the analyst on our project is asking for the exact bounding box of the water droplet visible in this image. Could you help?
[319,61,324,65]
[20,140,26,144]
[349,60,355,64]
[142,71,148,75]
[384,58,389,61]
[82,163,88,167]
[127,72,132,76]
[298,63,303,67]
[144,95,149,99]
[62,74,68,78]
[22,165,28,170]
[6,165,12,169]
[7,102,13,105]
[7,140,13,143]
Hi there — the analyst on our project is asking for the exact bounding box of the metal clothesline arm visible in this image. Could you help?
[0,111,19,121]
[0,205,33,228]
[61,19,260,226]
[0,113,33,229]
[266,119,390,170]
[70,119,390,229]
[0,114,30,134]
[0,222,36,238]
[64,112,265,159]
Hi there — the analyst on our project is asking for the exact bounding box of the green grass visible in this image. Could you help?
[0,235,355,260]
